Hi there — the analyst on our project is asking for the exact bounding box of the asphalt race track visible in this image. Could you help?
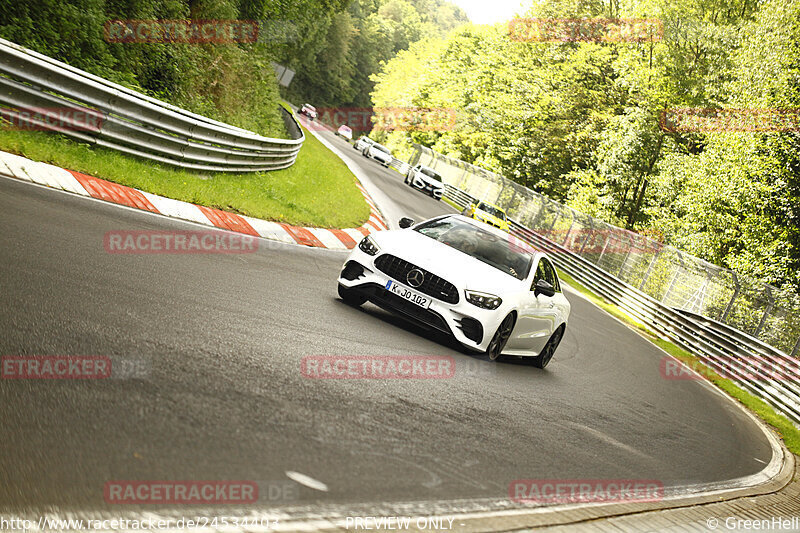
[0,133,773,516]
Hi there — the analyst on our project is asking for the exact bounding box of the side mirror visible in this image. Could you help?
[534,279,556,297]
[398,217,415,229]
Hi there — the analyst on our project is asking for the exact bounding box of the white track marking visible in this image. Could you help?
[285,471,329,492]
[140,191,213,225]
[307,227,348,249]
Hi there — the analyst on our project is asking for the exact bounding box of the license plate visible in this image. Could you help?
[386,280,432,309]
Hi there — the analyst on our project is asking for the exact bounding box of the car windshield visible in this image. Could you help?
[340,126,351,132]
[304,104,316,111]
[477,202,506,221]
[375,144,391,154]
[421,168,442,181]
[414,217,532,280]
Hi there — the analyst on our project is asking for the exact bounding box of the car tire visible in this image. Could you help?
[338,284,367,306]
[531,326,564,369]
[487,313,516,361]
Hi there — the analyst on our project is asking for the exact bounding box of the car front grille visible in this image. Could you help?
[374,254,459,304]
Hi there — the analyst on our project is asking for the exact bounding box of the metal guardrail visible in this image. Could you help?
[443,183,800,424]
[389,158,410,175]
[0,38,303,172]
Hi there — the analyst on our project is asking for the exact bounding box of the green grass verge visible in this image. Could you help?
[442,196,463,212]
[0,125,370,229]
[557,268,800,455]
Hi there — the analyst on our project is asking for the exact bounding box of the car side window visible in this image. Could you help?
[531,260,548,290]
[541,258,560,292]
[531,258,560,292]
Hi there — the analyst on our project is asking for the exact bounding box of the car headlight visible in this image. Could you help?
[465,290,502,310]
[358,235,380,256]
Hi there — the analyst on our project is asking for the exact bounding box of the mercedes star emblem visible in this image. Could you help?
[406,268,425,288]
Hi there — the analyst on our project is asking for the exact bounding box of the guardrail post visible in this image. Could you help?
[754,288,775,338]
[562,217,575,245]
[639,245,661,291]
[617,235,635,278]
[595,234,611,265]
[792,337,800,358]
[578,219,595,255]
[721,272,740,323]
[530,197,548,232]
[662,266,682,304]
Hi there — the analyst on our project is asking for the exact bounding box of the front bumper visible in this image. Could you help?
[337,248,507,351]
[410,177,443,198]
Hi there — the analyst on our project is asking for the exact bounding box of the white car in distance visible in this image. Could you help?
[337,125,353,140]
[298,103,317,120]
[354,135,375,152]
[336,215,570,367]
[364,143,394,167]
[405,164,444,200]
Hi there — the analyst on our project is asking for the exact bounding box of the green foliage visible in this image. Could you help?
[652,0,800,290]
[370,0,800,294]
[278,0,469,107]
[0,0,286,137]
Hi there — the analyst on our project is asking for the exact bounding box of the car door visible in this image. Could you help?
[540,257,569,326]
[507,257,557,353]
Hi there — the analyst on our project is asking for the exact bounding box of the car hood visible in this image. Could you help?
[372,229,526,293]
[417,174,443,188]
[476,212,504,224]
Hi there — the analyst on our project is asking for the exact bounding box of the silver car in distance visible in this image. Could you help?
[336,215,570,367]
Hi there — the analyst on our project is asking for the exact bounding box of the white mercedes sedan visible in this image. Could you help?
[336,215,570,367]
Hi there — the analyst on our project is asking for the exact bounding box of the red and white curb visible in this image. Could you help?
[0,150,387,250]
